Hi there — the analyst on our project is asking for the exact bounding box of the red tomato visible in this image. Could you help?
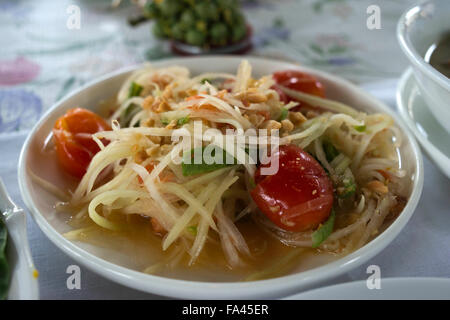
[273,70,325,98]
[251,144,333,232]
[53,108,111,179]
[272,70,325,110]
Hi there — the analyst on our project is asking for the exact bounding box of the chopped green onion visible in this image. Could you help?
[354,125,366,132]
[161,118,169,126]
[278,107,288,121]
[128,81,143,98]
[181,147,236,176]
[187,225,197,236]
[311,209,335,248]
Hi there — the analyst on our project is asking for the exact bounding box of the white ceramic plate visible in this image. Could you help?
[0,180,39,300]
[397,68,450,179]
[285,277,450,300]
[17,56,423,299]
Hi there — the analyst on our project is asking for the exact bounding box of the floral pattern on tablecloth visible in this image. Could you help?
[0,0,416,133]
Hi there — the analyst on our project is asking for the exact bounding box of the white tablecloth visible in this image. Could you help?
[1,79,449,299]
[1,0,449,299]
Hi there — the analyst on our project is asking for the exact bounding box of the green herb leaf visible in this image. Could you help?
[323,140,339,162]
[128,81,143,98]
[181,147,236,176]
[354,125,366,132]
[200,78,211,84]
[177,116,189,126]
[0,219,10,300]
[187,225,197,235]
[161,118,169,126]
[311,209,335,248]
[278,107,288,121]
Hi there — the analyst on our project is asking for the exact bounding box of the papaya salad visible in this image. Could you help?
[40,60,409,280]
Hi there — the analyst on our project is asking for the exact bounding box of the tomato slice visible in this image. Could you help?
[251,144,333,232]
[53,108,111,179]
[272,70,325,110]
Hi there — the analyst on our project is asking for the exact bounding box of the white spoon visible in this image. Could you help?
[0,179,39,300]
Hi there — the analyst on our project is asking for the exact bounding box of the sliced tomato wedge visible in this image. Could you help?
[251,144,333,232]
[272,70,325,110]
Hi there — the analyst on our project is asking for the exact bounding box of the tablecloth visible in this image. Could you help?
[1,0,449,299]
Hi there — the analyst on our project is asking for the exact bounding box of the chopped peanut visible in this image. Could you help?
[165,119,177,130]
[262,120,282,131]
[289,111,307,125]
[281,119,294,132]
[246,91,268,104]
[156,100,170,113]
[187,89,197,96]
[162,83,175,99]
[142,118,155,127]
[142,96,154,111]
[176,90,188,99]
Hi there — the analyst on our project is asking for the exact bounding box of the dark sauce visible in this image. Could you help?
[425,32,450,78]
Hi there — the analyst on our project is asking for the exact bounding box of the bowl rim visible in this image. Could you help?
[17,56,424,299]
[396,68,450,179]
[396,0,450,91]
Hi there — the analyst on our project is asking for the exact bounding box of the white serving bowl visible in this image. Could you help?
[18,56,423,299]
[397,0,450,133]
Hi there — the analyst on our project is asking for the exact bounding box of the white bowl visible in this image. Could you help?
[397,0,450,133]
[397,68,450,179]
[17,56,423,299]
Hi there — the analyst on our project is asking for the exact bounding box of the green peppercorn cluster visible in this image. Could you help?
[144,0,247,47]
